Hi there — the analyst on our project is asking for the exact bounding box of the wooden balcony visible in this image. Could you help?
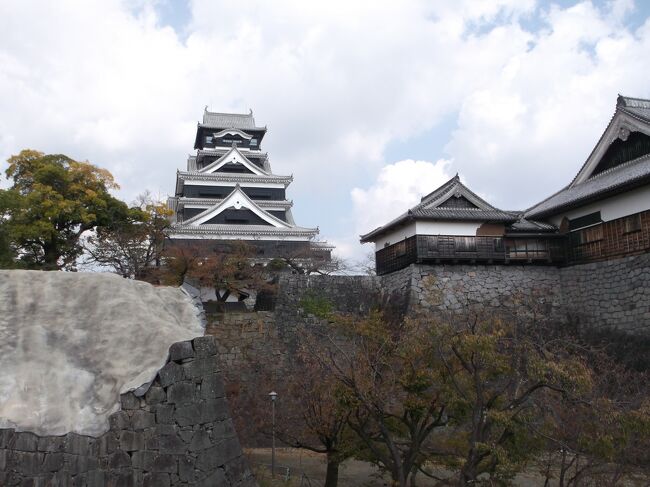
[375,235,565,275]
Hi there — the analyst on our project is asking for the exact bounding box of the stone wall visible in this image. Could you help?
[205,256,648,446]
[0,336,256,487]
[560,253,650,334]
[382,263,566,322]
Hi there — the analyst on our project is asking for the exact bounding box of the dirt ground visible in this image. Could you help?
[245,448,547,486]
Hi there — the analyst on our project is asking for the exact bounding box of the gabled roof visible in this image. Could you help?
[360,175,517,243]
[200,108,267,131]
[526,95,650,219]
[180,185,292,228]
[525,155,650,219]
[198,146,270,176]
[617,95,650,123]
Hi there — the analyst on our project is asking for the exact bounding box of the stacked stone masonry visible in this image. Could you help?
[206,254,648,446]
[0,336,257,487]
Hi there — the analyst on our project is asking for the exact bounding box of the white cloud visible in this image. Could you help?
[351,159,453,237]
[0,0,649,262]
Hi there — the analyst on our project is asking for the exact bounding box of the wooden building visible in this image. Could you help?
[167,108,332,260]
[361,95,650,275]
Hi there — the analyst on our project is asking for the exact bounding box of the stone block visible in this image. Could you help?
[14,431,38,451]
[42,452,64,472]
[200,398,230,424]
[166,381,196,405]
[182,358,216,379]
[158,435,185,454]
[86,469,105,487]
[189,430,211,451]
[131,451,155,470]
[119,431,144,452]
[97,433,119,457]
[0,428,15,448]
[131,411,156,430]
[196,468,227,487]
[169,341,194,362]
[211,419,236,441]
[193,336,218,357]
[107,470,134,487]
[109,411,131,430]
[147,453,177,473]
[144,386,165,405]
[143,472,170,487]
[15,451,44,475]
[120,392,140,410]
[153,404,174,424]
[64,434,93,456]
[196,445,224,472]
[174,404,201,427]
[178,455,196,482]
[36,436,65,453]
[200,374,225,399]
[51,470,73,487]
[108,450,131,469]
[65,453,98,473]
[158,362,185,388]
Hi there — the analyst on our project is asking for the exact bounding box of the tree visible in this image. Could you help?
[0,188,18,267]
[159,241,275,307]
[83,191,172,279]
[425,311,593,485]
[312,311,450,487]
[2,150,129,270]
[268,241,345,276]
[273,353,359,487]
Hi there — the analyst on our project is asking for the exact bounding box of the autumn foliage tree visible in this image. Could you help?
[1,150,128,270]
[83,191,172,279]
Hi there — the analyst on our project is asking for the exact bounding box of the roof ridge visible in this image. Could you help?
[617,94,650,108]
[204,107,254,117]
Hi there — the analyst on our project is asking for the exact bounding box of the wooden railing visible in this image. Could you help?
[375,235,565,275]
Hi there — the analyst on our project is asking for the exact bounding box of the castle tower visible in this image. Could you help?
[167,109,332,260]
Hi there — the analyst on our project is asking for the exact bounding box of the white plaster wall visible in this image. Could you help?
[374,223,417,250]
[374,221,482,250]
[549,186,650,226]
[415,221,482,236]
[0,271,204,437]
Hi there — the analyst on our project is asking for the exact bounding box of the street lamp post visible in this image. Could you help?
[269,391,278,479]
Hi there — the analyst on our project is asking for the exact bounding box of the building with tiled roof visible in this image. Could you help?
[168,108,332,264]
[361,95,650,275]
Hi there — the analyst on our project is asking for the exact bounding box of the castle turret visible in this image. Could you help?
[167,109,332,259]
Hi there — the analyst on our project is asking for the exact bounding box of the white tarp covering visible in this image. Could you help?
[0,270,204,437]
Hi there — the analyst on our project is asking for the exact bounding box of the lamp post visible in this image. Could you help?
[269,391,278,479]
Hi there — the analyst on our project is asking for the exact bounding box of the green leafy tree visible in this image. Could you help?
[2,150,129,270]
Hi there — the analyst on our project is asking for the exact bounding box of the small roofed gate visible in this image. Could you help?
[375,235,565,275]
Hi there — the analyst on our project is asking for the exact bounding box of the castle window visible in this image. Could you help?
[577,225,603,244]
[568,211,602,231]
[623,214,642,233]
[454,236,476,252]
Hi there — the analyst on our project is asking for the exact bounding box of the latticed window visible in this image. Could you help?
[394,240,406,256]
[454,237,476,252]
[623,214,642,233]
[577,225,603,244]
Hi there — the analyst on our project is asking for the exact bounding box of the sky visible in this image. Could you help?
[1,0,649,263]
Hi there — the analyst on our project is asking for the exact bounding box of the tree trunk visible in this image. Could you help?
[324,456,340,487]
[43,242,60,270]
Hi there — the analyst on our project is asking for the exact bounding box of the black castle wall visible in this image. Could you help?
[0,336,256,487]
